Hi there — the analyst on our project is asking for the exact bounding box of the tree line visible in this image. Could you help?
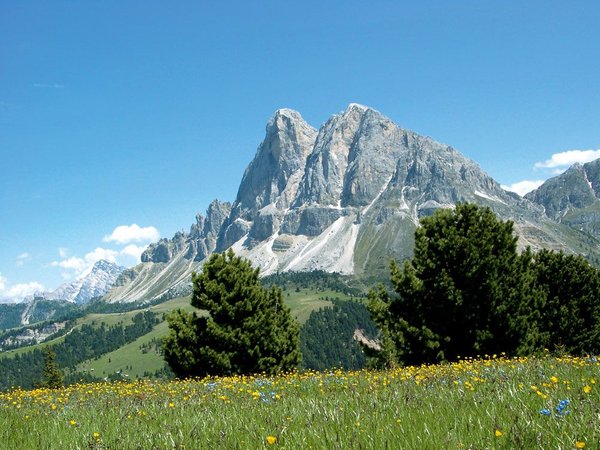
[367,203,600,367]
[0,311,158,390]
[163,204,600,377]
[300,299,378,371]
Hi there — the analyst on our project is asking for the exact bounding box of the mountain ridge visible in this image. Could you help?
[103,104,600,303]
[526,158,600,240]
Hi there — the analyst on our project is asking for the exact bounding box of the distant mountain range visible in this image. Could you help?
[1,260,124,306]
[526,159,600,240]
[102,104,600,303]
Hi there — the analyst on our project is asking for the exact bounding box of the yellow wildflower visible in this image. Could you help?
[69,420,77,426]
[583,385,592,394]
[576,441,585,449]
[495,429,503,437]
[266,435,277,445]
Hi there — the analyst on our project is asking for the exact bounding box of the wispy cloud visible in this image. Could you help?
[16,252,31,267]
[32,83,65,89]
[103,224,160,245]
[0,273,45,302]
[52,247,119,279]
[534,149,600,171]
[501,180,545,197]
[59,247,69,258]
[120,244,149,261]
[4,282,45,299]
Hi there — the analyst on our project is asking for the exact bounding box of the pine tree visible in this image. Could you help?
[40,347,63,389]
[163,249,301,377]
[368,203,540,365]
[531,249,600,354]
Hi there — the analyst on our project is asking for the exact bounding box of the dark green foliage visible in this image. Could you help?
[263,270,367,297]
[39,347,63,389]
[368,203,600,366]
[0,300,83,334]
[0,304,27,330]
[163,250,301,377]
[299,300,378,371]
[0,311,157,390]
[369,203,536,365]
[531,250,600,354]
[27,300,81,325]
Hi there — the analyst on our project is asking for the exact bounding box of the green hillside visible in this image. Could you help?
[75,289,354,380]
[0,276,363,388]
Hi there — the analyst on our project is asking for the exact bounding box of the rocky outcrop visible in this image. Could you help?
[526,159,600,239]
[103,104,600,303]
[142,200,232,264]
[218,109,317,249]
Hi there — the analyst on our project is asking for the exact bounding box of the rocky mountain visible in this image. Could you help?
[44,260,124,305]
[525,159,600,239]
[0,260,121,328]
[105,200,231,302]
[103,104,600,303]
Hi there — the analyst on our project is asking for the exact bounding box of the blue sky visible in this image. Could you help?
[1,1,599,299]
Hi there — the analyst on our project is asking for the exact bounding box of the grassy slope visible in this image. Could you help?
[1,355,597,449]
[1,286,355,379]
[58,288,350,379]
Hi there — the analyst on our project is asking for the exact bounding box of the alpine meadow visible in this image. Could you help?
[3,100,600,448]
[3,3,600,448]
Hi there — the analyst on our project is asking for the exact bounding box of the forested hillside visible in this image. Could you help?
[300,299,378,370]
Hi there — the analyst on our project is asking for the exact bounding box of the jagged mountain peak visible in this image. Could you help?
[89,259,122,274]
[269,107,305,123]
[525,158,600,238]
[103,106,600,303]
[44,259,124,305]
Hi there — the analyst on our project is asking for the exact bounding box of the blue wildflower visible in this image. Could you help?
[539,408,551,416]
[555,399,571,416]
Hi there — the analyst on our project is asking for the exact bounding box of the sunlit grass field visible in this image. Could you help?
[1,355,598,449]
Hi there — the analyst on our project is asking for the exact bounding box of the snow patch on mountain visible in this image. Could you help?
[45,260,124,304]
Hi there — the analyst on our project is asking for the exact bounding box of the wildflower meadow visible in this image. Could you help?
[1,354,598,449]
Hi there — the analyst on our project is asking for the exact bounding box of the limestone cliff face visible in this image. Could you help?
[526,159,600,239]
[217,109,317,249]
[104,104,600,303]
[141,199,232,264]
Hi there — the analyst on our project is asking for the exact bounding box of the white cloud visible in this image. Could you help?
[5,282,44,299]
[501,180,545,197]
[85,247,118,264]
[120,244,148,262]
[16,252,31,267]
[51,256,86,272]
[59,247,69,258]
[534,149,600,170]
[0,273,45,301]
[103,224,160,245]
[32,83,65,89]
[51,247,118,278]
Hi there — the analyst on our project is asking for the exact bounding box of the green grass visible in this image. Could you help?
[74,297,200,378]
[283,288,351,324]
[1,291,354,380]
[74,291,345,378]
[1,355,598,449]
[76,322,169,379]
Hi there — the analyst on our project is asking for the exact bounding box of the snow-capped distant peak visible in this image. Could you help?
[45,260,125,304]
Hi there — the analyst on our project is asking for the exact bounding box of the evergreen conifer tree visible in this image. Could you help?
[368,203,540,365]
[163,249,301,377]
[40,347,63,389]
